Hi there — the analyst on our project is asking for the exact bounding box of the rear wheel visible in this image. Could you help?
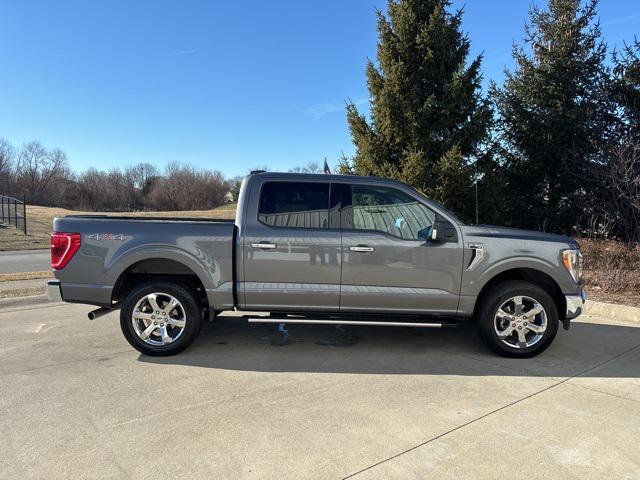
[120,281,203,356]
[475,281,559,358]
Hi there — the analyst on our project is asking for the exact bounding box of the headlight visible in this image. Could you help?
[562,249,583,283]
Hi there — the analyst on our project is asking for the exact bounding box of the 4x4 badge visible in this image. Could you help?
[88,233,125,241]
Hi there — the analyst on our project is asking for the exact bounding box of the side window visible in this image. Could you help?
[345,185,436,240]
[258,182,330,229]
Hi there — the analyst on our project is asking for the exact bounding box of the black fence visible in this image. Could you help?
[0,195,27,234]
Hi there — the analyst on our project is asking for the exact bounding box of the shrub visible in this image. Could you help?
[580,238,640,298]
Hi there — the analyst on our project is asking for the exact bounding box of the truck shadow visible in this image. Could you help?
[138,318,640,378]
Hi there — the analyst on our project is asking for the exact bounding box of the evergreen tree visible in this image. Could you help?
[346,0,491,221]
[612,39,640,138]
[493,0,614,233]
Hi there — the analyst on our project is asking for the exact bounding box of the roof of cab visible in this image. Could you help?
[246,171,410,187]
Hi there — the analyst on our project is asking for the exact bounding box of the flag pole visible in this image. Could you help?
[475,160,479,224]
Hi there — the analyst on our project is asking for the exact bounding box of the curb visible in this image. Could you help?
[584,300,640,324]
[0,278,51,289]
[0,294,54,310]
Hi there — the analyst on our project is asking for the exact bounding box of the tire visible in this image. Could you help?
[475,280,559,358]
[120,280,203,356]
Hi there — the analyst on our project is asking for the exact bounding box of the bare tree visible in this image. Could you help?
[608,137,640,242]
[77,168,106,210]
[0,138,16,193]
[127,163,158,190]
[15,142,69,203]
[147,162,229,211]
[288,161,320,174]
[229,175,244,202]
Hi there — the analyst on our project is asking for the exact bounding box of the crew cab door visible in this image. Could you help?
[339,183,463,314]
[240,179,341,311]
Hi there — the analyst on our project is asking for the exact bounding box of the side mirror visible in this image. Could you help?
[430,218,458,243]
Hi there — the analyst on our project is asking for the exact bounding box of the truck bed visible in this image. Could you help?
[52,215,236,309]
[63,214,233,223]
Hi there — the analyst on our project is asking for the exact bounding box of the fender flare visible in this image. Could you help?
[465,256,566,298]
[107,245,218,305]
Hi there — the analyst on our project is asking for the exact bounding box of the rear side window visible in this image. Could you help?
[258,182,329,229]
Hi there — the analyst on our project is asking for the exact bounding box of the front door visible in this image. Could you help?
[339,183,463,314]
[241,179,341,311]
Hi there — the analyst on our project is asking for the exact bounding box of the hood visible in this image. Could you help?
[460,224,576,246]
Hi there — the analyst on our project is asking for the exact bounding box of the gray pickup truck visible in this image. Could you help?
[48,172,585,357]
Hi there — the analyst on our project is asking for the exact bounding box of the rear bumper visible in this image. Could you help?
[46,280,63,302]
[565,288,587,320]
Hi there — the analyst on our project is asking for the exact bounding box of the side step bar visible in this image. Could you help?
[247,318,442,328]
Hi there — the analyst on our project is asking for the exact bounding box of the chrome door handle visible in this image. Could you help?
[251,242,277,249]
[349,246,374,252]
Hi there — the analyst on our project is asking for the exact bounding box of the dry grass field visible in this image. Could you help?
[0,203,237,251]
[580,238,640,307]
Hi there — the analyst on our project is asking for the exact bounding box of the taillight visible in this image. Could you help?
[51,232,81,270]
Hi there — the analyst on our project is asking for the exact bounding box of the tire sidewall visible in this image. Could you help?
[120,281,202,356]
[477,282,559,358]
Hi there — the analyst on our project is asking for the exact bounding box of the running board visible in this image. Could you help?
[247,318,442,328]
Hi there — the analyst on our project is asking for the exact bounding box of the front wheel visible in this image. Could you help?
[120,281,203,356]
[475,281,559,358]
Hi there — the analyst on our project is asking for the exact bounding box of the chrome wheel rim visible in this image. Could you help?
[132,292,186,346]
[493,295,547,349]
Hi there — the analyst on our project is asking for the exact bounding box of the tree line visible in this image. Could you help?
[342,0,639,242]
[0,141,326,212]
[0,140,229,212]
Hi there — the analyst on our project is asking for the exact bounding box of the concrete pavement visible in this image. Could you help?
[0,302,639,479]
[0,249,49,273]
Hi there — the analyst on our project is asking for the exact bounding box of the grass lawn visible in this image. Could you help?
[0,204,237,251]
[0,271,52,282]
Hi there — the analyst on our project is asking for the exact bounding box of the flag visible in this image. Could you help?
[323,158,331,174]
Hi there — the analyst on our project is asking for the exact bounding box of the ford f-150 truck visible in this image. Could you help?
[47,172,586,357]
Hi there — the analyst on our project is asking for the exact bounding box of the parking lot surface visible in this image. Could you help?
[1,301,639,479]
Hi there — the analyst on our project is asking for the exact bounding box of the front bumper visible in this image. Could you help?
[46,279,63,302]
[565,288,587,320]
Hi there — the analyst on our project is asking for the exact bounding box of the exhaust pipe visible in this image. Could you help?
[88,302,121,320]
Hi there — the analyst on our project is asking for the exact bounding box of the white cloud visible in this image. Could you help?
[305,97,368,120]
[603,12,640,26]
[171,49,197,55]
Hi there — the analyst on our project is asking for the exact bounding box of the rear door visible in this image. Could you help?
[241,179,342,311]
[339,183,463,314]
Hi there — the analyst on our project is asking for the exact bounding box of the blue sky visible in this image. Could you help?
[0,1,638,177]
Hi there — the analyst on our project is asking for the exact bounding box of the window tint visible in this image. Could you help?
[258,182,329,229]
[345,185,436,240]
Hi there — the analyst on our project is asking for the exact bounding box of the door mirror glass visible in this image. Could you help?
[417,227,432,240]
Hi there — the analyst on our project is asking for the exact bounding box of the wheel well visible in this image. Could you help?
[474,268,566,319]
[112,258,208,306]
